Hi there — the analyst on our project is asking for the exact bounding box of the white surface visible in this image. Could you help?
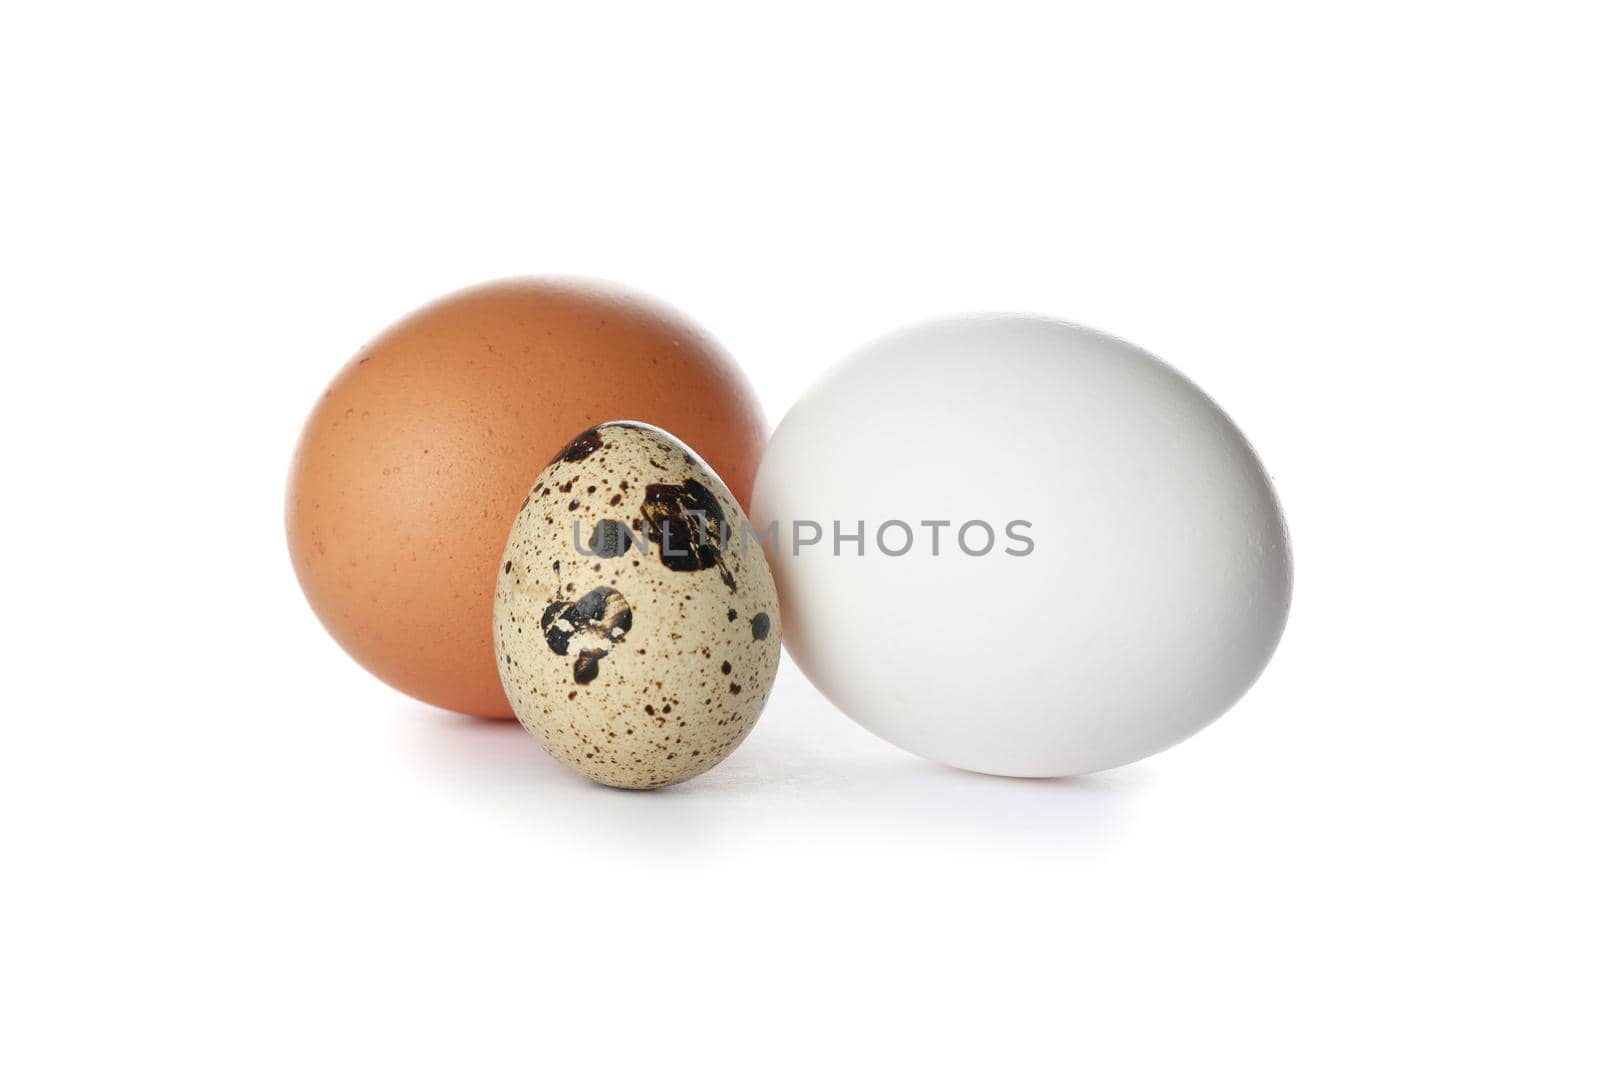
[2,3,1596,1064]
[754,315,1292,775]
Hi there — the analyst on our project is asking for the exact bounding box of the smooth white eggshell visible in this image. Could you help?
[751,314,1291,777]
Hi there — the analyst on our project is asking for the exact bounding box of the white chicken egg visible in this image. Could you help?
[751,314,1291,777]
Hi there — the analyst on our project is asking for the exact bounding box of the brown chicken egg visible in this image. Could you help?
[286,278,767,719]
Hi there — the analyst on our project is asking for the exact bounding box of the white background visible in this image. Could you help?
[3,3,1596,1063]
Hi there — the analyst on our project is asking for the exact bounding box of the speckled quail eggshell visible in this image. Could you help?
[495,422,781,789]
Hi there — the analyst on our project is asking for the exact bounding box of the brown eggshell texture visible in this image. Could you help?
[286,278,767,718]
